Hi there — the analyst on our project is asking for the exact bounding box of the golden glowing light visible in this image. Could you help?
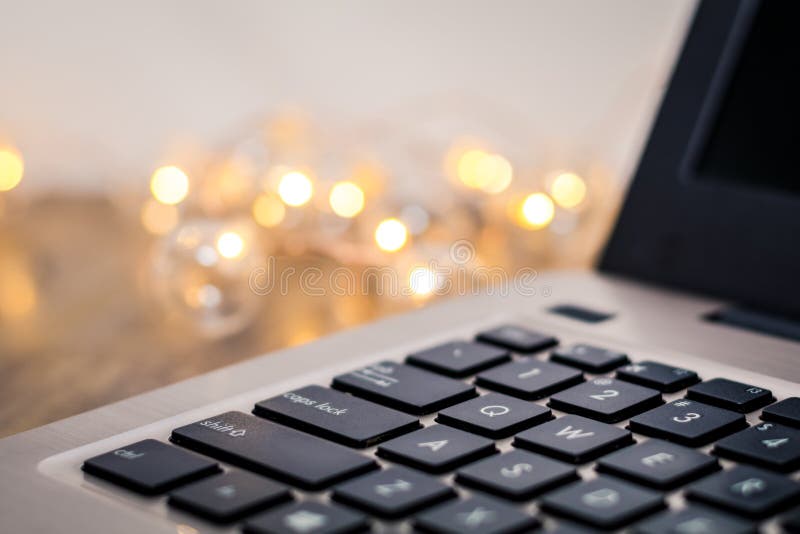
[374,218,408,252]
[520,193,555,229]
[409,266,439,297]
[252,193,286,227]
[456,149,513,193]
[0,147,24,192]
[150,166,189,205]
[216,231,245,259]
[550,172,587,208]
[140,199,179,235]
[277,171,313,207]
[329,181,365,218]
[0,257,37,320]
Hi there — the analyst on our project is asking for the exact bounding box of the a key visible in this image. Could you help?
[548,377,662,423]
[377,424,496,473]
[761,397,800,428]
[540,476,664,530]
[687,378,774,413]
[713,422,800,472]
[436,392,552,439]
[476,324,558,353]
[332,361,476,415]
[82,439,219,494]
[475,359,584,400]
[168,470,291,523]
[243,501,368,534]
[415,495,540,534]
[783,507,800,533]
[550,344,628,373]
[686,465,800,518]
[253,385,420,448]
[615,360,700,392]
[513,414,633,464]
[331,466,455,519]
[170,412,377,490]
[635,506,756,534]
[455,449,577,501]
[406,341,510,377]
[628,399,747,447]
[596,439,719,489]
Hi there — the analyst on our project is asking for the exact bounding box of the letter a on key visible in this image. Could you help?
[418,440,448,452]
[555,426,595,440]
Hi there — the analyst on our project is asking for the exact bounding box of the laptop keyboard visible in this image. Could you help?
[80,324,800,532]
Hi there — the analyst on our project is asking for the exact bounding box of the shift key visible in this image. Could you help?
[254,385,420,448]
[171,411,377,490]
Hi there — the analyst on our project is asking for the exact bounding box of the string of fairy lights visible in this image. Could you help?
[0,114,616,338]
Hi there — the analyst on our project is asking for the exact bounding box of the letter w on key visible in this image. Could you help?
[374,479,413,497]
[555,425,595,440]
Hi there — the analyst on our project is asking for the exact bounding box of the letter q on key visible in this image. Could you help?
[480,405,510,417]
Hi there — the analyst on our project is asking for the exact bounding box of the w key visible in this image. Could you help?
[254,385,420,448]
[548,378,662,423]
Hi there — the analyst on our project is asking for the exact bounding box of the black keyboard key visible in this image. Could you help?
[540,476,664,530]
[332,361,476,415]
[548,378,662,423]
[82,439,219,494]
[253,385,420,448]
[332,466,455,519]
[616,361,699,392]
[170,412,376,490]
[475,359,584,400]
[243,501,368,534]
[436,392,552,439]
[686,465,800,518]
[550,344,628,373]
[407,341,510,377]
[513,414,633,463]
[687,378,774,413]
[377,424,496,473]
[628,399,747,447]
[476,324,558,353]
[783,507,800,533]
[168,470,291,523]
[713,421,800,472]
[636,506,756,534]
[455,449,577,501]
[761,397,800,428]
[596,439,719,489]
[415,495,540,534]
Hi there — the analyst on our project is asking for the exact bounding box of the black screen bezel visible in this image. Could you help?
[600,0,800,315]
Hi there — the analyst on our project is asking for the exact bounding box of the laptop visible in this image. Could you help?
[2,1,798,532]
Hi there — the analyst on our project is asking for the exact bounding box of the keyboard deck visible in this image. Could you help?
[51,324,800,532]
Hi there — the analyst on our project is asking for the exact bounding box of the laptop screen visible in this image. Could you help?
[692,1,799,196]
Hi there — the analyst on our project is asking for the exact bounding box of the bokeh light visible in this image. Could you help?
[550,172,587,208]
[216,231,245,259]
[278,170,313,207]
[0,147,24,192]
[0,256,37,320]
[374,218,408,252]
[456,149,513,193]
[252,193,286,228]
[150,166,189,205]
[408,266,440,297]
[520,192,555,229]
[140,199,179,235]
[329,181,365,218]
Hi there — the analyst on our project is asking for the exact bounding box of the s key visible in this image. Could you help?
[628,399,747,447]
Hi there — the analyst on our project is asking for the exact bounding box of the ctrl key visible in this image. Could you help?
[82,439,219,494]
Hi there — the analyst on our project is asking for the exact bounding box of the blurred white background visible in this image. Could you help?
[0,0,695,193]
